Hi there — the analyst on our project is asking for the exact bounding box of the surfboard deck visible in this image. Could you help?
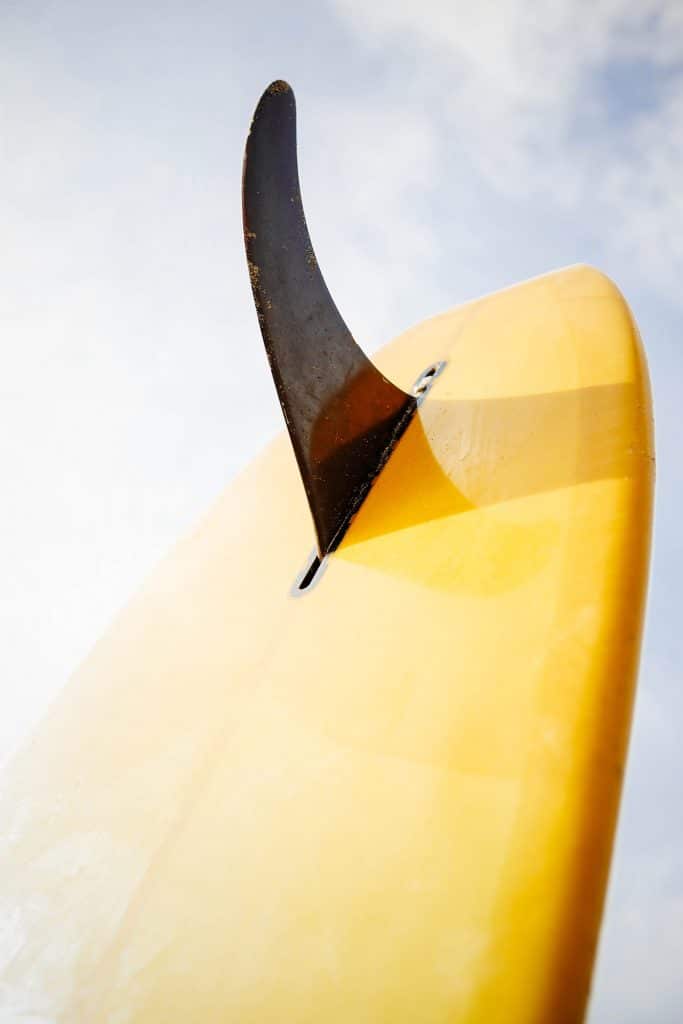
[0,264,653,1022]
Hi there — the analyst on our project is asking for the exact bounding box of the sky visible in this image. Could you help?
[1,0,682,1019]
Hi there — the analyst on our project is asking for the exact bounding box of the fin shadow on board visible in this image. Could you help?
[339,380,644,550]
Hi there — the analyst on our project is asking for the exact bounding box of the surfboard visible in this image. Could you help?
[0,85,653,1024]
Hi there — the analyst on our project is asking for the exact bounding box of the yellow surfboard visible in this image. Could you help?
[0,85,653,1024]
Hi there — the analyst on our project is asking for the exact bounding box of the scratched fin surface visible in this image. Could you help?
[242,81,416,555]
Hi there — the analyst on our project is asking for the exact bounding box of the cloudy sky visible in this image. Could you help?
[1,1,682,1020]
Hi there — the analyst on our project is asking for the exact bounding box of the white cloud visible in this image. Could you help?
[332,0,683,295]
[301,98,442,349]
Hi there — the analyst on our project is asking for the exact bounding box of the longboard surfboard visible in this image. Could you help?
[0,84,653,1024]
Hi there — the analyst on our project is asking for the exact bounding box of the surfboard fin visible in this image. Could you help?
[242,81,417,557]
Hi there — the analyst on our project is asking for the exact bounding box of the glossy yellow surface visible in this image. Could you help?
[0,266,653,1022]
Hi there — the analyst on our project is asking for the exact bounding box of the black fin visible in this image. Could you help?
[242,81,417,556]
